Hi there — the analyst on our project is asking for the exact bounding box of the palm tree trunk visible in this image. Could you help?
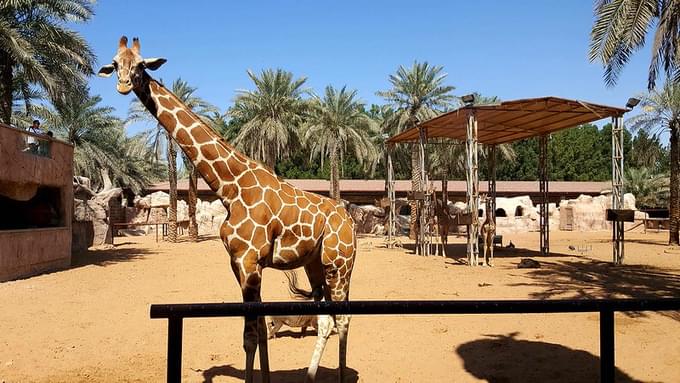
[669,125,679,245]
[188,165,199,242]
[330,142,340,201]
[0,58,13,124]
[441,172,448,207]
[100,168,113,191]
[167,136,178,243]
[409,144,420,239]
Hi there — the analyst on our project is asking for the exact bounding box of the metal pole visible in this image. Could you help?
[611,116,625,265]
[387,145,395,248]
[489,144,497,222]
[418,126,428,256]
[466,110,479,265]
[539,135,549,255]
[167,317,183,383]
[600,310,615,383]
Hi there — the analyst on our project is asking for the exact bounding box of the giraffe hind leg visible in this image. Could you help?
[305,314,335,383]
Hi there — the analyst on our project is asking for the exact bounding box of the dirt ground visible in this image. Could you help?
[1,228,680,383]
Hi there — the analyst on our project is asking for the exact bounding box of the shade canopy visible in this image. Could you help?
[386,96,628,145]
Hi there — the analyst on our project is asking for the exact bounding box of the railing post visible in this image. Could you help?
[167,317,183,383]
[599,309,614,383]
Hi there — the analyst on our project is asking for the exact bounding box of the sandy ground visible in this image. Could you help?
[1,228,680,383]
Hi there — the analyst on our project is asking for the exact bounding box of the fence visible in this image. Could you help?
[150,298,680,383]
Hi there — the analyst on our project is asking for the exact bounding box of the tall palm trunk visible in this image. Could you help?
[167,134,178,243]
[409,144,421,239]
[669,125,680,245]
[441,171,448,208]
[330,142,340,201]
[99,168,113,191]
[0,58,13,124]
[188,166,199,242]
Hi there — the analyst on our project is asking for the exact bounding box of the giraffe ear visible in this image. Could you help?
[143,58,167,71]
[118,36,128,52]
[98,64,115,77]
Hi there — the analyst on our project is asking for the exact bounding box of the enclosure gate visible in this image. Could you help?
[150,298,680,383]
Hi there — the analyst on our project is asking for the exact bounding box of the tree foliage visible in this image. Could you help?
[230,69,308,169]
[32,87,163,192]
[589,0,680,90]
[0,0,96,123]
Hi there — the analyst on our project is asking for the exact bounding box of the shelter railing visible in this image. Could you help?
[150,298,680,383]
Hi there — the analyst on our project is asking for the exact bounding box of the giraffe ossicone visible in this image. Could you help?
[99,36,356,383]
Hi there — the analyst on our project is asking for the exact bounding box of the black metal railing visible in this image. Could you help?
[150,298,680,383]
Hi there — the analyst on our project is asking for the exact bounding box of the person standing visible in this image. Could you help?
[25,120,43,153]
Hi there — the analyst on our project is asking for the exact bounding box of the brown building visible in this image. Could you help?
[146,178,611,205]
[0,123,73,282]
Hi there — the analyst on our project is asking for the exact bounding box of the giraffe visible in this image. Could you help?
[98,36,356,383]
[434,197,450,257]
[480,193,495,266]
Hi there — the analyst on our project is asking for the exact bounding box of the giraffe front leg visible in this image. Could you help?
[230,252,269,383]
[483,236,489,267]
[488,232,495,266]
[257,315,270,383]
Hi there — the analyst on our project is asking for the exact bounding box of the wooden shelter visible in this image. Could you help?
[0,123,74,281]
[386,96,632,265]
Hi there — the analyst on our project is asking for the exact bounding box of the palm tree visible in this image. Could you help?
[589,0,680,90]
[627,81,680,244]
[303,86,377,200]
[630,129,669,173]
[128,78,217,242]
[0,0,96,123]
[230,69,308,169]
[31,87,159,192]
[377,61,456,237]
[625,167,669,209]
[114,133,167,194]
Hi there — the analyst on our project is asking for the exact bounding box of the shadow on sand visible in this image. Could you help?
[173,234,220,243]
[456,333,645,383]
[71,245,154,268]
[509,259,680,321]
[402,241,570,263]
[200,364,358,383]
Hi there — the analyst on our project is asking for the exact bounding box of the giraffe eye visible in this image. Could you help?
[112,61,118,69]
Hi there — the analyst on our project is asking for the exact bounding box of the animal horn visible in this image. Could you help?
[118,36,128,51]
[132,37,140,53]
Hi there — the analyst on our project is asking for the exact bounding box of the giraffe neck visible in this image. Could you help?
[134,72,270,203]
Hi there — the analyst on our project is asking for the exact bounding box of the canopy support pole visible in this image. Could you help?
[539,134,549,255]
[488,144,497,222]
[466,110,479,265]
[387,144,396,248]
[612,115,625,264]
[418,126,430,256]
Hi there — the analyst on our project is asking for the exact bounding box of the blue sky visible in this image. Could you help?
[78,1,654,135]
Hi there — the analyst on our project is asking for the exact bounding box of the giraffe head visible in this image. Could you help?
[97,36,166,95]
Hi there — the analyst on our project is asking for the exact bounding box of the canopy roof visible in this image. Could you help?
[386,96,628,145]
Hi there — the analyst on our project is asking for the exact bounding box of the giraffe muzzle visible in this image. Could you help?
[116,81,133,95]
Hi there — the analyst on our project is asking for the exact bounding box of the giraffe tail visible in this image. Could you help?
[284,271,316,300]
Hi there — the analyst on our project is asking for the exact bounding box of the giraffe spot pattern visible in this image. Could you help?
[133,76,355,344]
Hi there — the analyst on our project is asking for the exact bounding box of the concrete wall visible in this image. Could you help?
[0,228,71,281]
[0,123,74,281]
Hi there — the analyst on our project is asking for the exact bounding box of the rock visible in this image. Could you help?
[94,188,122,205]
[73,197,111,246]
[348,204,386,234]
[518,258,541,268]
[208,199,227,216]
[559,192,639,232]
[147,191,169,207]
